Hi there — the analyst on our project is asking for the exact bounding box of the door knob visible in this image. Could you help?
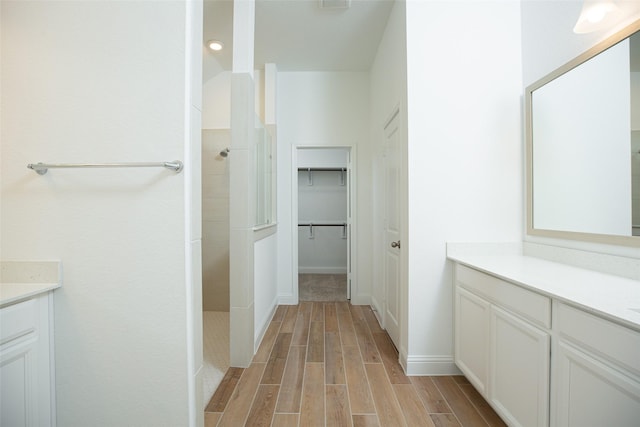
[391,240,401,249]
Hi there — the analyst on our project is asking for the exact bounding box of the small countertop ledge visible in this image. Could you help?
[0,261,61,308]
[446,243,640,332]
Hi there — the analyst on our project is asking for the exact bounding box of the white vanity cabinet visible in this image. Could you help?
[552,302,640,427]
[455,264,551,427]
[0,292,55,427]
[452,255,640,427]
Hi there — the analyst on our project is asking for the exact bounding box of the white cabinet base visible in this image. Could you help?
[455,264,551,427]
[552,302,640,427]
[553,341,640,427]
[450,255,640,427]
[0,293,55,427]
[455,287,490,395]
[491,306,549,427]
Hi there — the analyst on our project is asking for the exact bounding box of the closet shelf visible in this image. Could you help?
[298,222,348,239]
[298,167,346,186]
[297,167,346,172]
[298,222,346,227]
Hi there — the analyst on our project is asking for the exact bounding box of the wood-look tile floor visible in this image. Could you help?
[204,303,507,427]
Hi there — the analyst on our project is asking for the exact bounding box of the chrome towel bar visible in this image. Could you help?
[27,160,183,175]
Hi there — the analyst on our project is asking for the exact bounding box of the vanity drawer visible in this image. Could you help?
[456,264,551,329]
[555,302,640,375]
[0,298,38,346]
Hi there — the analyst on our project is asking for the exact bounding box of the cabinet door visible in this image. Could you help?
[490,306,550,427]
[455,286,490,394]
[0,294,53,427]
[1,340,37,427]
[553,340,640,427]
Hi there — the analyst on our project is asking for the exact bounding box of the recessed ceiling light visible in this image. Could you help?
[207,40,224,52]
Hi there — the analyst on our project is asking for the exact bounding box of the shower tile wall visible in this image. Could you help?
[202,130,230,311]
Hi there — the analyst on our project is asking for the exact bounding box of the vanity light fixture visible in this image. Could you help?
[206,39,224,52]
[573,0,619,33]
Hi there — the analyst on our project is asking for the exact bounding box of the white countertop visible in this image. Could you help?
[447,252,640,332]
[0,260,62,308]
[0,282,61,307]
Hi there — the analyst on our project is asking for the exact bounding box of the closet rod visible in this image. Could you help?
[297,167,345,172]
[298,223,346,227]
[27,160,183,175]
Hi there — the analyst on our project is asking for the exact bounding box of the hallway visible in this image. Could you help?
[204,303,505,426]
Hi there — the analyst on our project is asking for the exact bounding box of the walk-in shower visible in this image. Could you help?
[201,130,231,404]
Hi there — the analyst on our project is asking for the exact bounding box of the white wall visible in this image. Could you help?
[297,148,349,168]
[202,69,264,130]
[403,0,523,374]
[298,228,348,273]
[254,233,278,344]
[0,1,202,425]
[203,72,232,129]
[276,72,372,303]
[369,0,408,349]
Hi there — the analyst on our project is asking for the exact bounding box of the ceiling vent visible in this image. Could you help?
[318,0,351,9]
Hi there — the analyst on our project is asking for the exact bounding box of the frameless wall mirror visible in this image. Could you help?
[526,18,640,247]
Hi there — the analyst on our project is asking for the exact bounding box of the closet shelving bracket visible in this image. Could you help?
[297,167,346,186]
[297,222,348,239]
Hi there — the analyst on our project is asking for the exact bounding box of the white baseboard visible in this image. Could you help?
[279,293,369,305]
[349,295,370,305]
[402,354,462,376]
[254,300,278,353]
[370,296,383,325]
[298,267,348,274]
[277,295,297,305]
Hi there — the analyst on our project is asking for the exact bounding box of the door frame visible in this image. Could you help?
[291,145,358,303]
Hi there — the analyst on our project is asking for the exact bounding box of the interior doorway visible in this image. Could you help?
[294,147,353,302]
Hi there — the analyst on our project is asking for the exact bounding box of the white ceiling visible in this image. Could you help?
[203,0,395,76]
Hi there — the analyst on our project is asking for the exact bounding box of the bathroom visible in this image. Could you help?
[2,0,640,426]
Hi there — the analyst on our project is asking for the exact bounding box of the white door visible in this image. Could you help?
[383,110,401,349]
[346,150,352,300]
